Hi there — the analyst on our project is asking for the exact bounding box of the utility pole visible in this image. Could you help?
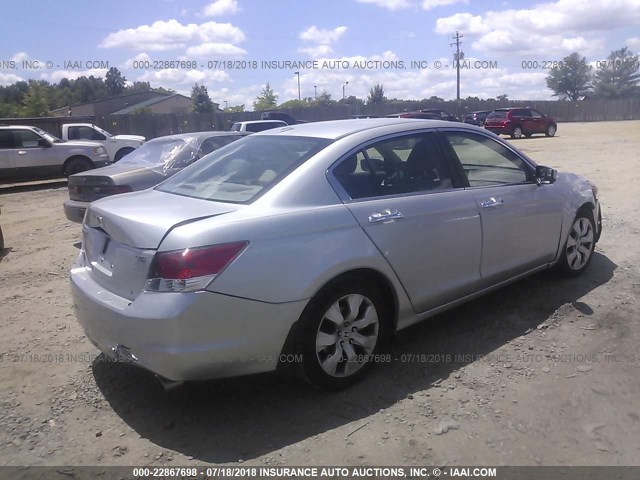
[294,72,301,100]
[314,85,317,99]
[450,31,463,103]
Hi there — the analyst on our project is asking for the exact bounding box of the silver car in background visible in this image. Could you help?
[70,119,602,390]
[63,131,248,223]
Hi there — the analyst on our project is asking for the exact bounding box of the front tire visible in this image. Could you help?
[64,157,93,176]
[297,277,390,390]
[558,210,595,277]
[545,125,557,137]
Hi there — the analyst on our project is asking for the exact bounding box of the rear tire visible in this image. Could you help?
[558,209,595,277]
[296,276,390,390]
[64,157,93,176]
[114,147,135,162]
[511,126,523,139]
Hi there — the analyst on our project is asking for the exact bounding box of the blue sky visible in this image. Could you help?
[1,0,639,109]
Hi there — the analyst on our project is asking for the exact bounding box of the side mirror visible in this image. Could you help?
[535,165,557,185]
[37,139,52,148]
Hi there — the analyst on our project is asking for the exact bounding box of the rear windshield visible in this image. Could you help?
[118,137,197,170]
[487,111,508,118]
[157,135,332,203]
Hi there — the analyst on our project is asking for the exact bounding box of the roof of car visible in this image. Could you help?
[147,131,249,142]
[0,125,38,129]
[253,118,471,140]
[233,120,287,125]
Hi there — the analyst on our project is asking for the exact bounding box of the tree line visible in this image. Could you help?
[546,47,639,100]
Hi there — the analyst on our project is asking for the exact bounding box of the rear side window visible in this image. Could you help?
[0,130,16,149]
[488,111,507,118]
[332,133,453,200]
[158,136,332,203]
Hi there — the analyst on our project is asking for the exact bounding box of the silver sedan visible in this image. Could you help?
[70,119,602,390]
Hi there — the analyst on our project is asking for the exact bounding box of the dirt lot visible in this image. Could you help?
[0,121,639,468]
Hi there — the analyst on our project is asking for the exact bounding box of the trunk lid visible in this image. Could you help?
[68,163,167,201]
[82,189,239,300]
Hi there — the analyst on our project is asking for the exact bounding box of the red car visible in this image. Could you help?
[484,108,557,139]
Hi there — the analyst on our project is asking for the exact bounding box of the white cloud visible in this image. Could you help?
[100,19,245,51]
[297,45,334,58]
[186,42,247,56]
[136,68,229,86]
[11,52,30,62]
[40,68,108,83]
[300,26,347,44]
[354,0,414,10]
[435,0,639,56]
[626,37,640,51]
[421,0,467,10]
[123,52,152,69]
[203,0,240,17]
[0,73,23,85]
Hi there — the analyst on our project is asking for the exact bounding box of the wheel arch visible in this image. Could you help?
[114,147,135,161]
[276,267,399,375]
[63,155,93,175]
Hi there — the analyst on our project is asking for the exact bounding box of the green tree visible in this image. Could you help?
[105,67,127,96]
[126,81,152,93]
[191,83,215,113]
[496,93,509,102]
[224,104,245,113]
[278,99,310,109]
[253,83,278,111]
[545,53,592,100]
[367,83,386,104]
[21,80,50,117]
[593,47,640,98]
[313,90,336,107]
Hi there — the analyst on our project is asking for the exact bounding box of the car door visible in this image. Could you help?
[329,131,482,314]
[440,130,564,286]
[0,129,17,179]
[529,110,545,133]
[13,129,60,178]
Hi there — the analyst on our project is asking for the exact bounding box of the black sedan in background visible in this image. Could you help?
[63,131,248,223]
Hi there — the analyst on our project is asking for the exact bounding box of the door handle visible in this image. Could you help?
[368,209,404,223]
[17,150,27,155]
[480,197,505,208]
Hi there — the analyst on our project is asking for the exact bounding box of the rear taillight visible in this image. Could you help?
[146,241,249,292]
[93,185,133,195]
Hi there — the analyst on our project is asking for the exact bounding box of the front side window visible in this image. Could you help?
[14,130,42,148]
[332,133,453,200]
[530,110,543,118]
[158,136,331,203]
[444,132,530,187]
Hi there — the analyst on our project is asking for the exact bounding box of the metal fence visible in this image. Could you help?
[3,99,639,140]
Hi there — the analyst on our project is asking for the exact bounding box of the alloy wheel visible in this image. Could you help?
[315,294,379,378]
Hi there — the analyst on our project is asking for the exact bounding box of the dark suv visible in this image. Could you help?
[484,108,557,139]
[387,109,458,121]
[463,110,491,126]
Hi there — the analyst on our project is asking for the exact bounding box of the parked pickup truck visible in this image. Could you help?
[61,123,145,162]
[0,125,110,181]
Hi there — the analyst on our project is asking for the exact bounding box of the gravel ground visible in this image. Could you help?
[0,120,639,467]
